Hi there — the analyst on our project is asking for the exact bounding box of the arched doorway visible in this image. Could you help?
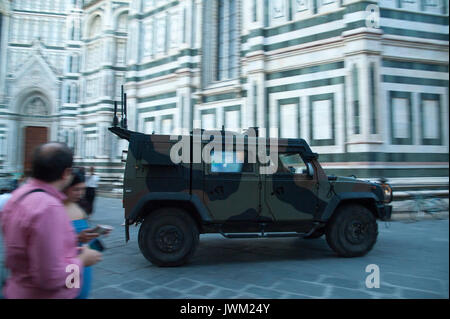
[23,126,48,172]
[20,96,50,173]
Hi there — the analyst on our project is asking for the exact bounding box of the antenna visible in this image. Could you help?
[120,85,124,128]
[123,92,128,129]
[113,101,119,127]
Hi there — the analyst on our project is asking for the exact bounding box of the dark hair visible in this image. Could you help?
[32,142,74,183]
[68,167,85,188]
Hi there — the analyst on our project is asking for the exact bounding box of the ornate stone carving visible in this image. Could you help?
[24,97,49,116]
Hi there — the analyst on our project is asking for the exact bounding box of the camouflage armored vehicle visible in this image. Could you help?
[110,122,392,267]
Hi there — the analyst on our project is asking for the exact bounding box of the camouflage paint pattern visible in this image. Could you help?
[110,127,392,233]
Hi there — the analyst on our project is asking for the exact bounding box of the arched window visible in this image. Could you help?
[70,53,79,73]
[70,84,78,104]
[66,84,71,103]
[67,55,73,72]
[89,15,102,38]
[117,12,128,32]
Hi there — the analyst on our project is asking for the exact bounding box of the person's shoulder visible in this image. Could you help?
[65,202,87,220]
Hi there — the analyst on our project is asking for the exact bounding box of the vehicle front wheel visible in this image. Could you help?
[138,207,199,267]
[325,204,378,257]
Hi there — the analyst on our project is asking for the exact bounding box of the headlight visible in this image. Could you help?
[381,183,393,203]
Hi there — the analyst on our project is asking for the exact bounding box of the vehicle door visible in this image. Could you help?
[203,147,260,223]
[263,149,318,221]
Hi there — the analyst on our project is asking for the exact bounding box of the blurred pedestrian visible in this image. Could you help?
[0,142,102,299]
[84,167,99,217]
[63,168,101,299]
[0,193,11,211]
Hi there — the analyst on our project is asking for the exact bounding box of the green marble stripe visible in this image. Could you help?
[80,108,114,115]
[130,1,180,20]
[266,62,344,81]
[202,93,239,103]
[137,92,177,104]
[380,7,449,25]
[242,10,343,44]
[127,68,177,82]
[240,5,448,48]
[0,112,61,118]
[81,100,115,108]
[83,66,127,76]
[263,29,343,52]
[13,9,66,16]
[343,0,378,14]
[128,49,199,72]
[138,102,177,114]
[126,63,198,82]
[383,75,449,87]
[382,26,448,41]
[9,43,32,48]
[267,77,345,94]
[382,59,449,72]
[43,45,65,50]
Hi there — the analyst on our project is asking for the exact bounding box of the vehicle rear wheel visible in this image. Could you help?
[325,204,378,257]
[138,207,199,267]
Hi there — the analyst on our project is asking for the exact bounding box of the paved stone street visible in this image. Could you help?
[88,197,449,299]
[1,196,449,299]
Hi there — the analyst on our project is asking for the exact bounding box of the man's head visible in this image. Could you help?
[32,142,74,188]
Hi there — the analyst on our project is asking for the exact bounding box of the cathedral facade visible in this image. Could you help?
[0,0,448,191]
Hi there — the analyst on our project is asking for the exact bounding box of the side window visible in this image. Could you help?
[210,150,254,173]
[278,152,307,174]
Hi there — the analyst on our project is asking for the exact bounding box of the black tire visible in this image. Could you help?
[325,204,378,257]
[138,207,199,267]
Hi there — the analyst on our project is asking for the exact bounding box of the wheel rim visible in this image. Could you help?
[345,219,369,245]
[155,225,184,253]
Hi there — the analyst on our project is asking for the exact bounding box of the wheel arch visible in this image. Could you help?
[321,192,381,222]
[128,192,212,233]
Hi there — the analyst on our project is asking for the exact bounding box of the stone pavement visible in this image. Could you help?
[1,197,448,299]
[84,197,448,299]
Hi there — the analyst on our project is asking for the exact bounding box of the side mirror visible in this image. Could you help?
[121,150,128,163]
[306,162,315,178]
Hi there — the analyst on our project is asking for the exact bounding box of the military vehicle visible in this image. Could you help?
[109,98,392,267]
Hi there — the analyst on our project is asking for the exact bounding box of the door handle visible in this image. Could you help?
[210,186,224,195]
[271,186,284,196]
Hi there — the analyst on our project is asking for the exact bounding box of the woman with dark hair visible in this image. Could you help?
[63,168,99,299]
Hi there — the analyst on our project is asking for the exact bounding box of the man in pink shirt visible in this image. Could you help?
[1,142,101,299]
